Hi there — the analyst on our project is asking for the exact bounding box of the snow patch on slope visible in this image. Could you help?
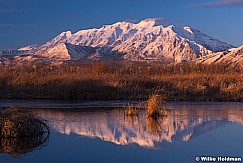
[18,44,38,51]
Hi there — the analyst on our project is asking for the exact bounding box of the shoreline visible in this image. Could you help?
[1,99,243,109]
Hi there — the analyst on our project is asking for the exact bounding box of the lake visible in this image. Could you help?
[1,101,243,163]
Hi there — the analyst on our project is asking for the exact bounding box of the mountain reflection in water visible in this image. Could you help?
[31,107,243,149]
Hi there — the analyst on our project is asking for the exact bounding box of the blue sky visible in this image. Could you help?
[0,0,243,50]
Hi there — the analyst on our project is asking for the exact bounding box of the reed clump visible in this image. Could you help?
[147,94,166,118]
[127,103,139,116]
[147,116,162,136]
[0,107,49,138]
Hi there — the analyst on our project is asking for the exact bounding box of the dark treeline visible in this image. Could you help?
[0,61,242,101]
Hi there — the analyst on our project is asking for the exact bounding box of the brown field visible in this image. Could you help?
[0,62,242,101]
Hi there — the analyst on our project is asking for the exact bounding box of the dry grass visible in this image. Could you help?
[0,62,242,101]
[126,103,139,116]
[147,94,166,117]
[0,107,49,138]
[126,91,167,118]
[147,116,162,136]
[0,107,49,157]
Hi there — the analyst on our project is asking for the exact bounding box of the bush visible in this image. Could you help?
[0,107,50,157]
[0,107,49,138]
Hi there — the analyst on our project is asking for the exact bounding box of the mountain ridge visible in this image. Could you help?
[193,45,243,67]
[36,18,233,63]
[3,17,237,64]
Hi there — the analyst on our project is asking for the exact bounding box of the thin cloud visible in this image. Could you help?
[193,0,243,7]
[0,24,34,27]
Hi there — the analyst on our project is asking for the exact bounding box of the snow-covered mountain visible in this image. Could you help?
[36,43,124,61]
[0,17,234,65]
[193,45,243,67]
[16,17,232,63]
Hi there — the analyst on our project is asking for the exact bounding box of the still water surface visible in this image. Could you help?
[1,101,243,163]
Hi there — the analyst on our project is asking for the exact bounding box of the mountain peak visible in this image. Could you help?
[138,18,171,27]
[59,31,72,39]
[17,18,234,64]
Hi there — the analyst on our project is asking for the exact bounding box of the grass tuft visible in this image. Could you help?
[147,94,166,118]
[127,103,139,116]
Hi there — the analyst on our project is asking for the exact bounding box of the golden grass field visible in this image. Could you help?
[0,62,242,101]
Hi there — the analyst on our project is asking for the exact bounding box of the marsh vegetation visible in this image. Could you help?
[0,62,242,101]
[0,107,49,157]
[126,93,167,118]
